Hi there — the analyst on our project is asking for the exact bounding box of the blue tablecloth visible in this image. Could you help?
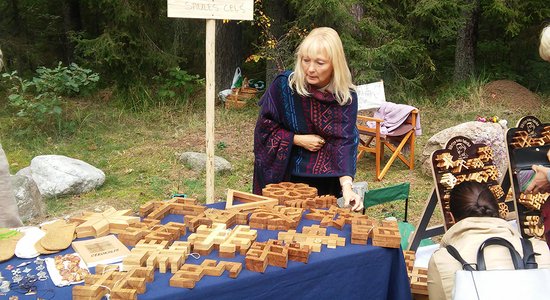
[1,202,412,300]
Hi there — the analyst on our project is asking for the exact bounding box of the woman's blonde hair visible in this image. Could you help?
[540,25,550,62]
[289,27,355,105]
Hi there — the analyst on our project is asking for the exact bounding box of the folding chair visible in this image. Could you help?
[362,183,432,249]
[355,81,419,181]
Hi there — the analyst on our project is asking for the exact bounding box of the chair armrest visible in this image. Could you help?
[357,115,383,123]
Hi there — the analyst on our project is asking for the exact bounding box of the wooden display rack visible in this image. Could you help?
[139,197,206,220]
[506,116,550,239]
[170,259,242,289]
[69,208,140,238]
[408,137,515,251]
[73,265,154,300]
[430,136,508,230]
[278,224,346,252]
[262,182,318,205]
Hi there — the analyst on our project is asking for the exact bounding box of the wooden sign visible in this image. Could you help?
[168,0,254,20]
[168,1,255,203]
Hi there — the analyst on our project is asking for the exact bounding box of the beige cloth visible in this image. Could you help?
[0,143,23,227]
[428,217,550,300]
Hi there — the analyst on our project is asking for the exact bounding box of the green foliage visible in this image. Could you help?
[34,62,99,96]
[153,67,204,105]
[1,63,100,133]
[2,71,63,132]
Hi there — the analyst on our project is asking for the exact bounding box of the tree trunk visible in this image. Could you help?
[453,0,480,83]
[215,21,244,94]
[264,0,291,85]
[10,0,23,36]
[62,0,82,62]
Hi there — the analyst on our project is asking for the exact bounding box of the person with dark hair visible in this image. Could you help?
[252,27,362,211]
[427,181,550,300]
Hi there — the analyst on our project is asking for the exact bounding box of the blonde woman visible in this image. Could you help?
[253,27,363,211]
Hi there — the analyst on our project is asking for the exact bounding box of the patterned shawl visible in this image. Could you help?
[253,71,358,194]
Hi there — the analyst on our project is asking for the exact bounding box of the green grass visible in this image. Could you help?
[1,82,549,227]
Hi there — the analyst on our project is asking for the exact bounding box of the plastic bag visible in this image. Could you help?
[231,67,243,89]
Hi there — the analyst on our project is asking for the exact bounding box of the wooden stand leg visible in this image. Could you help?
[408,189,444,251]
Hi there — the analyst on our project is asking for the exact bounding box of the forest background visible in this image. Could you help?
[0,0,549,226]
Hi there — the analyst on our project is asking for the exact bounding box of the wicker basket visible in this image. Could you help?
[231,87,259,101]
[224,94,247,109]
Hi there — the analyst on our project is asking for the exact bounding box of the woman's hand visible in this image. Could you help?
[343,188,363,212]
[526,165,550,194]
[293,134,326,152]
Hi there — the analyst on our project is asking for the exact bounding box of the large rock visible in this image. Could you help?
[179,152,232,174]
[16,155,105,198]
[420,121,508,181]
[11,174,45,223]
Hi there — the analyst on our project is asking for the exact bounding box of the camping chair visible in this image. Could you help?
[362,182,431,249]
[355,81,418,181]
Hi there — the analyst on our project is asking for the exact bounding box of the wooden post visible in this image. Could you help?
[167,0,254,204]
[205,19,216,204]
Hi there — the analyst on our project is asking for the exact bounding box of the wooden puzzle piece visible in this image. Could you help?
[219,225,258,258]
[185,208,248,232]
[465,158,484,169]
[435,152,455,170]
[248,206,304,230]
[518,192,550,211]
[145,241,191,273]
[262,182,318,205]
[440,173,457,189]
[483,165,500,181]
[123,240,190,273]
[409,267,428,295]
[304,205,362,229]
[69,207,140,238]
[139,197,206,220]
[403,250,416,274]
[117,219,161,246]
[73,266,154,300]
[225,189,278,211]
[372,220,401,248]
[278,225,345,252]
[477,146,494,162]
[170,259,242,289]
[498,202,509,219]
[511,131,530,148]
[246,240,285,272]
[143,222,187,244]
[451,159,468,173]
[488,184,505,200]
[286,195,338,209]
[524,215,544,237]
[351,218,376,245]
[187,223,229,255]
